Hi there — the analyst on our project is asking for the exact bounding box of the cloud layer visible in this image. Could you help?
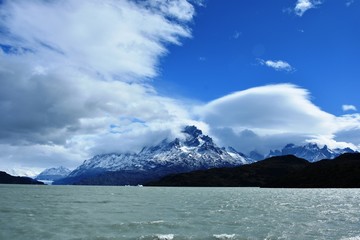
[197,84,360,154]
[0,0,199,173]
[0,0,192,80]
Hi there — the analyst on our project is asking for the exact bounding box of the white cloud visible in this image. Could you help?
[0,0,192,81]
[0,142,86,177]
[196,84,360,154]
[258,59,295,72]
[294,0,322,16]
[197,84,335,135]
[342,105,357,112]
[334,116,360,147]
[0,0,198,173]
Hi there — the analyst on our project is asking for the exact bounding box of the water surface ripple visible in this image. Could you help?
[1,185,360,240]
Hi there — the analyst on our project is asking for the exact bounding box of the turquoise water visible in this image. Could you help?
[1,185,360,240]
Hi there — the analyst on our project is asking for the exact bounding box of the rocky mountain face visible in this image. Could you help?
[35,166,71,181]
[55,126,252,185]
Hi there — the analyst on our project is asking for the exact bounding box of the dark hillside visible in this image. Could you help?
[147,155,310,187]
[147,153,360,188]
[0,171,44,185]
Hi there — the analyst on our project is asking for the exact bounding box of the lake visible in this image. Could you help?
[1,185,360,239]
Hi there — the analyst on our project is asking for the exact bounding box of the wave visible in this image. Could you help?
[213,234,236,239]
[155,234,174,240]
[341,237,360,240]
[139,234,175,240]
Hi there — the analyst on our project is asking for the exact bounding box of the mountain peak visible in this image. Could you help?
[59,125,252,185]
[182,125,213,147]
[305,143,319,149]
[182,125,203,138]
[36,166,71,181]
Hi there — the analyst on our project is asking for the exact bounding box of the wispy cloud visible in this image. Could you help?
[145,0,195,22]
[294,0,322,16]
[346,0,355,7]
[258,59,295,72]
[233,31,241,39]
[343,105,357,112]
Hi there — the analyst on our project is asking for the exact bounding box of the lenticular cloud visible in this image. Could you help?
[197,84,360,153]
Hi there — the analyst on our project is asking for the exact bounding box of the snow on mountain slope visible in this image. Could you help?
[56,127,358,185]
[36,166,71,181]
[67,126,250,179]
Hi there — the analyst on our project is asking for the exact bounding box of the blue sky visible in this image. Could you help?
[0,0,360,175]
[156,0,360,115]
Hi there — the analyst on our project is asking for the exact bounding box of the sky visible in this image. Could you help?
[0,0,359,176]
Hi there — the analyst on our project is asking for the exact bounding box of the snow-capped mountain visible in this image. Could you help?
[60,126,251,185]
[267,143,356,162]
[55,126,357,185]
[36,166,71,181]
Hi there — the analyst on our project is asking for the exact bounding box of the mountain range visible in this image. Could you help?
[55,126,251,185]
[54,126,356,186]
[266,143,355,162]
